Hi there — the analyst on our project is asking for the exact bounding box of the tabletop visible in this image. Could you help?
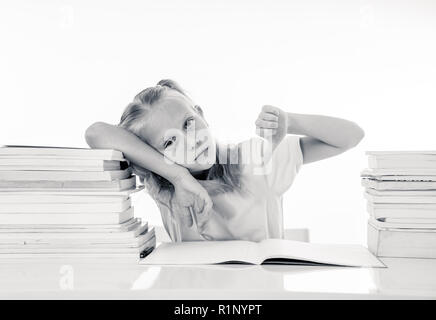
[0,256,435,299]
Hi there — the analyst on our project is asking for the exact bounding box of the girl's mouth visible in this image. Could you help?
[195,146,209,161]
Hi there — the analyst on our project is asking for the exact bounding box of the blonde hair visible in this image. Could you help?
[118,79,245,213]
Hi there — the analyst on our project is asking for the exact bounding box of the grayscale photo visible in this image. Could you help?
[0,0,435,311]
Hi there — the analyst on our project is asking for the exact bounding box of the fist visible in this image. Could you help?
[255,105,288,147]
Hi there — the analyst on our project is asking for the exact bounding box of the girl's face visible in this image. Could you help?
[140,90,217,173]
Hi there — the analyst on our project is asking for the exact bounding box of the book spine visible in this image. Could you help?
[0,195,128,204]
[369,223,436,258]
[0,209,133,225]
[0,169,131,181]
[367,222,380,256]
[368,156,378,169]
[0,199,131,213]
[0,176,135,189]
[0,159,121,166]
[0,148,125,161]
[367,205,436,219]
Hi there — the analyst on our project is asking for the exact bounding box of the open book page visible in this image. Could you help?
[140,239,385,267]
[140,240,260,265]
[258,239,385,267]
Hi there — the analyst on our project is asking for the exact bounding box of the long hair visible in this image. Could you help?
[118,79,245,213]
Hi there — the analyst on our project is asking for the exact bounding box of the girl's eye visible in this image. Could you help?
[164,137,175,149]
[185,118,195,129]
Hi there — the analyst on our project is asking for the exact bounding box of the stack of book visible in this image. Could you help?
[361,151,436,258]
[0,146,155,261]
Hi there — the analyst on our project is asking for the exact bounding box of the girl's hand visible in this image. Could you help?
[171,170,213,231]
[255,105,288,149]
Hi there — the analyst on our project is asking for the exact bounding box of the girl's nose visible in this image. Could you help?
[189,139,202,151]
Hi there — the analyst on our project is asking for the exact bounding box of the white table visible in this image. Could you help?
[0,257,435,299]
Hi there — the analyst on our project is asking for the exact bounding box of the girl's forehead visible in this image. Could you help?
[155,95,192,114]
[141,96,194,146]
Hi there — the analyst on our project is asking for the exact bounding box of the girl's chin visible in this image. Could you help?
[189,163,214,173]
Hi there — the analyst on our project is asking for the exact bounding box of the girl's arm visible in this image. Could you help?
[85,122,187,183]
[84,122,213,226]
[286,112,365,164]
[255,105,364,164]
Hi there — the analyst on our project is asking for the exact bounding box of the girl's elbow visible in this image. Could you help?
[85,122,107,148]
[348,125,365,148]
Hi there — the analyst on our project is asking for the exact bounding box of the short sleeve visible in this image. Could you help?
[238,136,268,176]
[267,135,303,195]
[238,135,303,195]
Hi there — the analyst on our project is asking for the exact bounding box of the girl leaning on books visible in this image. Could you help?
[85,79,364,242]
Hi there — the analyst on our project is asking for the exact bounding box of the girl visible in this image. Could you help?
[85,79,364,242]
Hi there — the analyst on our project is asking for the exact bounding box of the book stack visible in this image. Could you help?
[361,151,436,258]
[0,146,155,261]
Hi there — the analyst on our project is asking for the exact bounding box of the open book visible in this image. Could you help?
[140,239,385,267]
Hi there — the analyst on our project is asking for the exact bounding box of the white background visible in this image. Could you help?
[1,0,435,244]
